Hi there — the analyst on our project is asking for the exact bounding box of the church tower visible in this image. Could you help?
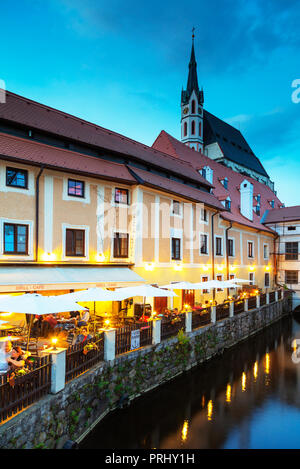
[181,31,204,152]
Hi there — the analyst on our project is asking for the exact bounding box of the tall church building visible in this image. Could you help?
[180,38,276,194]
[181,36,204,152]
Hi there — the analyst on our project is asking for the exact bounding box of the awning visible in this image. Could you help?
[0,266,145,293]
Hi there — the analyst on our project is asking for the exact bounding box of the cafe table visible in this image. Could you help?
[0,324,19,337]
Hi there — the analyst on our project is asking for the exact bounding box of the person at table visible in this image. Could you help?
[77,309,90,327]
[75,327,92,344]
[6,346,25,371]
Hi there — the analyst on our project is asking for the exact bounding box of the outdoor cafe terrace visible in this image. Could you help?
[0,282,289,424]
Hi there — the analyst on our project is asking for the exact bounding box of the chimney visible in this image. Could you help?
[240,179,253,221]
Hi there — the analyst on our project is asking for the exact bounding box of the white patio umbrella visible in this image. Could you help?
[58,287,118,302]
[0,293,87,350]
[160,282,196,290]
[0,293,87,315]
[114,285,177,301]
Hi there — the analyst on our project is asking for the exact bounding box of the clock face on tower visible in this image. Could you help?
[183,107,189,114]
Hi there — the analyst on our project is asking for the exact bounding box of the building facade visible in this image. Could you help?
[263,206,300,311]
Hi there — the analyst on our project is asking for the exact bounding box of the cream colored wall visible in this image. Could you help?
[0,161,276,306]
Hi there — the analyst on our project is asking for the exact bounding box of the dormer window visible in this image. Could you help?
[225,199,231,211]
[221,178,228,189]
[270,200,275,208]
[200,166,213,185]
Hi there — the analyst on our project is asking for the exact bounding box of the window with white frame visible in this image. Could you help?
[263,244,269,260]
[248,241,254,258]
[215,237,223,256]
[264,272,270,288]
[200,233,208,255]
[200,208,208,222]
[172,200,182,216]
[228,238,234,257]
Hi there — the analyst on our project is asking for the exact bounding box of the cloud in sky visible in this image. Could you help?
[1,0,300,204]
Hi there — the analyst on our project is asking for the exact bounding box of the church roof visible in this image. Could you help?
[203,110,269,178]
[181,41,204,105]
[152,130,282,233]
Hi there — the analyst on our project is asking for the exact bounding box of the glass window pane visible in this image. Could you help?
[4,224,14,252]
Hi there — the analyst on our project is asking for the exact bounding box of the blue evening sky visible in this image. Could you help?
[1,0,300,205]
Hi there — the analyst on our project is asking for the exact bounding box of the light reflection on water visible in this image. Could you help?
[80,315,300,449]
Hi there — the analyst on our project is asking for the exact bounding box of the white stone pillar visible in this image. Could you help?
[185,311,192,333]
[275,291,278,302]
[266,292,270,305]
[229,301,234,318]
[50,348,67,394]
[104,328,116,361]
[244,299,248,312]
[152,319,161,345]
[256,295,260,309]
[211,306,216,324]
[281,289,284,300]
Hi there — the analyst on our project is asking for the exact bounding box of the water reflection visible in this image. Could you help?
[81,316,300,449]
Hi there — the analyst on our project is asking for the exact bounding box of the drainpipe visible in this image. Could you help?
[273,227,279,287]
[35,166,45,262]
[225,221,233,298]
[211,212,218,302]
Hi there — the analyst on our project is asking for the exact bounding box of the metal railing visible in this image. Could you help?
[115,322,153,356]
[191,308,211,330]
[161,313,186,341]
[66,334,104,383]
[216,303,230,321]
[0,356,51,423]
[233,299,244,315]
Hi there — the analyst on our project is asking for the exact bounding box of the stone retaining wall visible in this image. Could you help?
[0,297,291,449]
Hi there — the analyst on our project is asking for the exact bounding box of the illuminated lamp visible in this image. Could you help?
[217,265,224,271]
[42,252,56,261]
[145,262,154,271]
[96,253,106,262]
[249,265,256,271]
[51,337,58,351]
[174,263,183,271]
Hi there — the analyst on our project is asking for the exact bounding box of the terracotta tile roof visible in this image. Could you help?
[0,132,136,183]
[0,91,212,189]
[0,131,223,208]
[152,130,283,233]
[127,166,224,210]
[262,206,300,224]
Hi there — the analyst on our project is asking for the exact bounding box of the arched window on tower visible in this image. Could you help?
[191,120,195,135]
[184,122,187,137]
[191,100,196,114]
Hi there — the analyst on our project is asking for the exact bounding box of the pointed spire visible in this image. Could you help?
[182,28,203,105]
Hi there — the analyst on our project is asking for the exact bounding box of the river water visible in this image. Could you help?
[80,314,300,449]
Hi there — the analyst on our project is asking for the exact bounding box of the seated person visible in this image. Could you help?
[77,310,90,327]
[0,341,12,374]
[43,314,58,328]
[76,328,92,344]
[69,311,80,322]
[7,346,25,371]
